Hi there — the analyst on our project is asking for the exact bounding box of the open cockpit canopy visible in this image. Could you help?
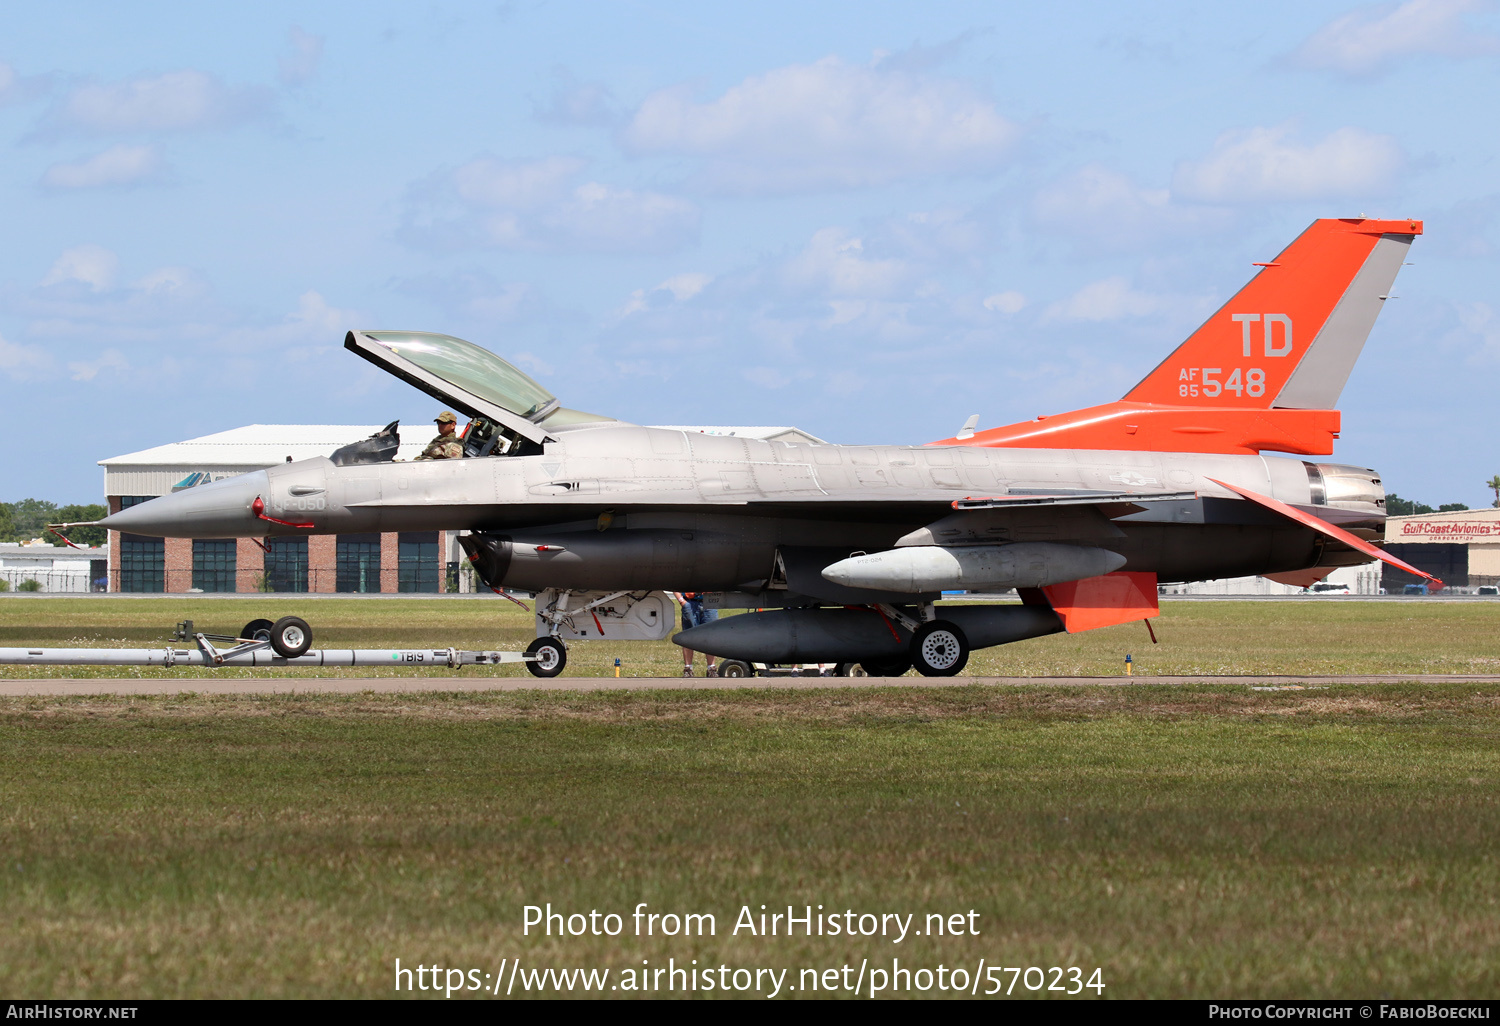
[347,329,600,449]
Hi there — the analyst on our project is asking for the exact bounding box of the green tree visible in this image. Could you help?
[52,504,108,547]
[1385,494,1433,516]
[1488,475,1500,508]
[1438,503,1470,512]
[6,498,59,542]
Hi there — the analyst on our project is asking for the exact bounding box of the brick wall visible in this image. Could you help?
[236,537,265,592]
[380,532,398,593]
[308,534,336,594]
[164,537,192,593]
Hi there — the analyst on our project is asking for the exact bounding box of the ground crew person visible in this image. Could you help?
[415,411,465,460]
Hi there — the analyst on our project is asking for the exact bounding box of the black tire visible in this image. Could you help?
[270,616,312,658]
[910,620,970,677]
[860,658,911,677]
[834,662,869,677]
[717,660,753,678]
[240,619,275,643]
[525,636,567,678]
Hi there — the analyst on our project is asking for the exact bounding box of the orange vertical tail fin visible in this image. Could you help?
[935,217,1421,455]
[1124,217,1420,409]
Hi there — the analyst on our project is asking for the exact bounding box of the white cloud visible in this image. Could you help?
[0,332,52,379]
[983,291,1026,314]
[1173,123,1406,202]
[41,144,164,189]
[743,366,793,389]
[1044,277,1164,322]
[208,291,361,352]
[405,156,699,254]
[68,348,130,381]
[133,266,206,298]
[392,270,542,324]
[42,245,119,291]
[278,26,324,86]
[511,352,555,377]
[1032,164,1232,249]
[621,55,1020,193]
[1290,0,1500,76]
[55,70,268,133]
[620,272,713,316]
[532,67,618,126]
[1454,301,1500,363]
[286,290,354,337]
[781,228,911,298]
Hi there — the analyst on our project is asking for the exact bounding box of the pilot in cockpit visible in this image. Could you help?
[415,410,465,461]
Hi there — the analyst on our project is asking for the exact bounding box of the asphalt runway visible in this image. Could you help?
[3,674,1499,696]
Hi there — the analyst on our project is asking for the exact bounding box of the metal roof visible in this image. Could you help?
[100,425,426,467]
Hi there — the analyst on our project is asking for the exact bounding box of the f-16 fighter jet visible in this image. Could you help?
[93,218,1438,677]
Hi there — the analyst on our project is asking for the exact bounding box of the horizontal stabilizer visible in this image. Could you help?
[1207,477,1443,589]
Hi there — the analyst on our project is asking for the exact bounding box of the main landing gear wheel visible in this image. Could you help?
[834,662,869,677]
[910,620,969,677]
[525,637,567,678]
[860,658,911,677]
[269,616,312,658]
[240,619,275,643]
[716,660,753,678]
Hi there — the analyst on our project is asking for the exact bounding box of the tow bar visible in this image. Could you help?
[0,618,535,670]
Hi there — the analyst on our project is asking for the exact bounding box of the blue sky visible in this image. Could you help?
[3,0,1498,505]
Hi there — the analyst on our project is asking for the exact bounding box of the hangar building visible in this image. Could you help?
[99,423,824,593]
[1381,508,1500,590]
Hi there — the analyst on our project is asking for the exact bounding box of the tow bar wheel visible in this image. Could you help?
[910,620,970,677]
[525,636,567,678]
[270,616,313,658]
[240,619,275,643]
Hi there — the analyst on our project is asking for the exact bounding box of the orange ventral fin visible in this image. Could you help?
[936,218,1420,456]
[1042,571,1159,633]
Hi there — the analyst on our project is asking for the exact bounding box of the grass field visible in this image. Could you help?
[0,596,1497,678]
[3,685,1499,998]
[2,600,1498,999]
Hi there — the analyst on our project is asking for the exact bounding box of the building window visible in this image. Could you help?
[336,534,381,593]
[264,537,308,593]
[398,532,440,593]
[193,539,237,593]
[119,534,164,593]
[118,495,158,509]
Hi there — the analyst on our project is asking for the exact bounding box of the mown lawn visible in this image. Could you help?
[2,685,1498,998]
[0,596,1496,678]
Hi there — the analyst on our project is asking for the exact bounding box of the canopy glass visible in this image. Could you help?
[362,331,555,419]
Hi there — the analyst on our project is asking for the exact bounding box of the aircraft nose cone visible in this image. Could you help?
[101,471,271,538]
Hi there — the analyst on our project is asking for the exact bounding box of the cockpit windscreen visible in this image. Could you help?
[363,331,555,419]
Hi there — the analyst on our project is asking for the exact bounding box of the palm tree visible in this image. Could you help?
[1489,475,1500,508]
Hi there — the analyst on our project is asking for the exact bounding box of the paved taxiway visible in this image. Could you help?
[3,674,1499,696]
